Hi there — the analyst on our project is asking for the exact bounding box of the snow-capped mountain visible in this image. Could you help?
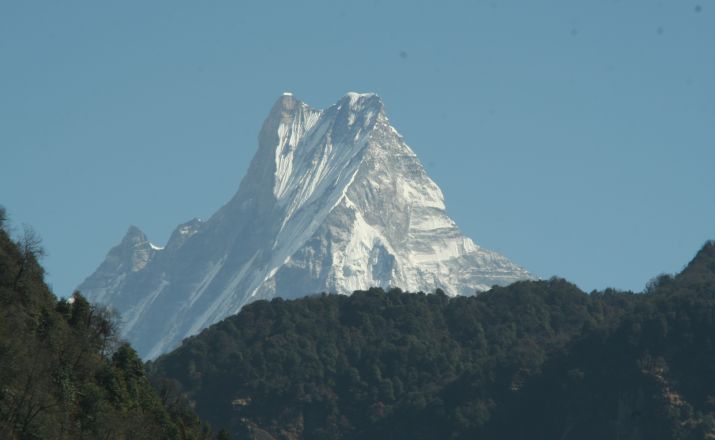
[78,92,533,359]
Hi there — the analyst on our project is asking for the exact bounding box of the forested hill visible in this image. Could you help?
[150,242,715,440]
[0,209,223,439]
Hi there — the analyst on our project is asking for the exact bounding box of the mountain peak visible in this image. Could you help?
[268,91,384,124]
[115,226,154,271]
[274,91,299,109]
[79,93,533,358]
[124,225,146,239]
[339,91,384,117]
[261,93,304,132]
[343,91,381,105]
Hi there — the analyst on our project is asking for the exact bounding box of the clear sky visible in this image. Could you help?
[1,0,713,297]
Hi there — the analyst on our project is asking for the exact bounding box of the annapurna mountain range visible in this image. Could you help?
[78,92,533,359]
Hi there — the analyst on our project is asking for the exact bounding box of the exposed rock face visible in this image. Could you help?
[78,92,533,358]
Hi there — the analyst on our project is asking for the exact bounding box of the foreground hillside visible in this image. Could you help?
[0,210,220,439]
[150,242,715,439]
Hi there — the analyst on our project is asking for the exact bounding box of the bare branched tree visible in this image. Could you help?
[19,224,45,259]
[13,224,45,289]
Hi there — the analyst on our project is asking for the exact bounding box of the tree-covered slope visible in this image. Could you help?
[150,242,715,440]
[0,209,217,440]
[484,242,715,440]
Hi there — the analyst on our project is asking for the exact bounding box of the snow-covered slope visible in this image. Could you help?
[78,92,534,359]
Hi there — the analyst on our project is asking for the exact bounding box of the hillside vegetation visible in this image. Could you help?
[4,202,713,439]
[151,243,715,439]
[0,209,222,439]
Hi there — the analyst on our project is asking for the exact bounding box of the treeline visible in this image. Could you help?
[150,242,715,439]
[0,209,227,439]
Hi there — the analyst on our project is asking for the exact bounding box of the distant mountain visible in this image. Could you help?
[78,92,532,359]
[149,242,715,440]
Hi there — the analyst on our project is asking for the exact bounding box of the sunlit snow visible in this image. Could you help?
[78,92,534,359]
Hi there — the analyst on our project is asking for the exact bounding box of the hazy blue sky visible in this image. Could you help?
[1,0,713,297]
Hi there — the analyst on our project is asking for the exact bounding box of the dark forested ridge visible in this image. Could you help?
[3,202,714,440]
[0,209,225,439]
[150,242,715,440]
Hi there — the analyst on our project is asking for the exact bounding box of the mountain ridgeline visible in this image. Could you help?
[78,92,532,359]
[149,242,715,440]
